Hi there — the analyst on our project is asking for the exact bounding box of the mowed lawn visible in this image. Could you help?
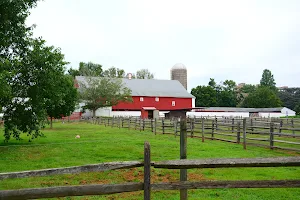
[0,122,300,200]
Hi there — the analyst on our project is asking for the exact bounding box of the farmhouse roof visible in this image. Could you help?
[75,76,195,98]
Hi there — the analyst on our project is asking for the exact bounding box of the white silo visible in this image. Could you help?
[170,63,187,90]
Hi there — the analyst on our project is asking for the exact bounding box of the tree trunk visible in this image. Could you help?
[93,110,96,118]
[50,117,53,129]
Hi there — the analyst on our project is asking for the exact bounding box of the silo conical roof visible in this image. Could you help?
[171,63,187,70]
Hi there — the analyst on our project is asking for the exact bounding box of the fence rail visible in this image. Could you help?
[153,156,300,169]
[0,161,143,180]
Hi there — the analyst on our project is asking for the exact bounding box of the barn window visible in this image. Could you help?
[155,97,159,102]
[140,97,144,102]
[172,101,175,106]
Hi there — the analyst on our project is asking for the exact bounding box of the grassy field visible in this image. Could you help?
[0,121,300,200]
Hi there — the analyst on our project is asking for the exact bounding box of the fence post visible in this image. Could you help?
[174,118,178,137]
[140,118,142,132]
[270,123,274,149]
[144,141,151,200]
[128,118,131,130]
[279,120,283,137]
[292,119,295,138]
[250,118,254,133]
[237,122,241,144]
[232,118,235,133]
[211,120,214,140]
[135,118,137,130]
[118,117,121,129]
[151,119,153,132]
[201,118,205,142]
[180,119,187,200]
[192,118,195,137]
[162,119,165,134]
[243,118,247,150]
[143,119,145,131]
[190,119,194,138]
[154,118,157,135]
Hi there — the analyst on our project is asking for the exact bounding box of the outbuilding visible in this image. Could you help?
[187,107,296,118]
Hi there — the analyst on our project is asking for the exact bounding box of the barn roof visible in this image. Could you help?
[193,107,285,112]
[75,76,195,98]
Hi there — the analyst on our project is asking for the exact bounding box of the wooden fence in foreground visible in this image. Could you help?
[1,120,300,200]
[91,116,300,152]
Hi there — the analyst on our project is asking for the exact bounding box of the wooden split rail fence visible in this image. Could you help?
[1,153,300,200]
[89,116,300,152]
[1,119,300,200]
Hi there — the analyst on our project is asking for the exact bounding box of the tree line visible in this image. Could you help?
[191,69,300,115]
[68,63,154,79]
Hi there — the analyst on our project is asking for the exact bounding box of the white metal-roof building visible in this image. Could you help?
[187,107,296,118]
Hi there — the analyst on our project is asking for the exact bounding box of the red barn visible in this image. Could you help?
[74,76,195,118]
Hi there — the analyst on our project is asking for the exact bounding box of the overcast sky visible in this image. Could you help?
[26,0,300,92]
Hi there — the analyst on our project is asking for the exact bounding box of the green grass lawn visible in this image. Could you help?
[0,122,300,200]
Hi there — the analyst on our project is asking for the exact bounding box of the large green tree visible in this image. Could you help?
[260,69,276,91]
[219,80,238,107]
[46,74,78,129]
[1,1,78,141]
[294,104,300,115]
[241,86,282,108]
[0,0,41,141]
[3,38,72,141]
[278,88,300,110]
[191,86,217,107]
[241,69,282,108]
[78,77,133,117]
[191,79,239,107]
[0,0,39,109]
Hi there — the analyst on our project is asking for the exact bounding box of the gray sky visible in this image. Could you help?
[26,0,300,92]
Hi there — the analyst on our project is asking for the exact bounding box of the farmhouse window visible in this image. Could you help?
[140,97,144,101]
[155,97,159,102]
[172,101,175,106]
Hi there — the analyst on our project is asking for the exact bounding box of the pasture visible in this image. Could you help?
[0,121,300,200]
